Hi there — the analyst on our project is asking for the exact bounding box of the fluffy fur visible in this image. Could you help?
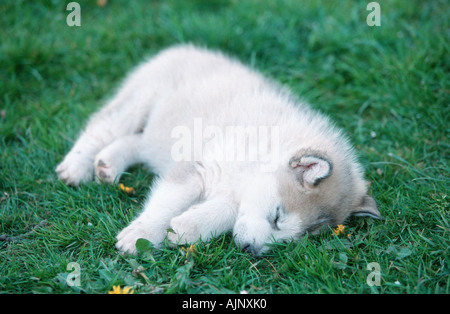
[56,45,380,255]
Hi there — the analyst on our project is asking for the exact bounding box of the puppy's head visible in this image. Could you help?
[233,148,380,256]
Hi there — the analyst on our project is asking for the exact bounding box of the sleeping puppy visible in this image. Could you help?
[56,45,380,255]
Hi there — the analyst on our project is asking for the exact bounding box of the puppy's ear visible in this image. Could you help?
[289,153,333,188]
[351,195,382,219]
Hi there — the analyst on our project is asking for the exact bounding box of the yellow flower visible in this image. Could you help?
[333,224,346,236]
[181,244,197,258]
[97,0,107,7]
[108,285,134,294]
[119,183,135,194]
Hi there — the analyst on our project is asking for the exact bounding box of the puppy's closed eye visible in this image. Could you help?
[269,206,281,230]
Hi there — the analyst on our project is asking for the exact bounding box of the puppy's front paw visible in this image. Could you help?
[56,152,94,186]
[116,220,163,255]
[168,216,201,244]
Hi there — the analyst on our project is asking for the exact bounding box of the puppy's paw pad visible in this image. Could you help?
[94,157,118,184]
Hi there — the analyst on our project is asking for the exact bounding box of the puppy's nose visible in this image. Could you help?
[240,243,257,256]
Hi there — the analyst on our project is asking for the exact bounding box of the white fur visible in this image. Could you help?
[56,45,379,255]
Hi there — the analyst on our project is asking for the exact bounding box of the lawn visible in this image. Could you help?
[0,0,448,294]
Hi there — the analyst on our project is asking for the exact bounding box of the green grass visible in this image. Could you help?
[0,0,448,294]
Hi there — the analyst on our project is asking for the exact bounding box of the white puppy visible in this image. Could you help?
[56,45,380,255]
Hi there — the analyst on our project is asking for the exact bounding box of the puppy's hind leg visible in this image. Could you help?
[94,133,146,184]
[56,99,150,186]
[56,61,161,185]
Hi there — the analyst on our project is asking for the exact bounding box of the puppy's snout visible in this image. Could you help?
[234,216,272,256]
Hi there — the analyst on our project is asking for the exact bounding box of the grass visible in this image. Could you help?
[0,0,448,294]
